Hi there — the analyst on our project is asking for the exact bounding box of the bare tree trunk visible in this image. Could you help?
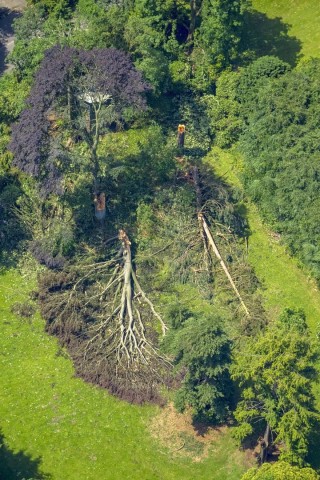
[259,423,271,464]
[187,0,201,43]
[200,214,250,317]
[67,85,72,122]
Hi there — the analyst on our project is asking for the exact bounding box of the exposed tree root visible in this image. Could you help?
[39,229,171,400]
[76,229,170,371]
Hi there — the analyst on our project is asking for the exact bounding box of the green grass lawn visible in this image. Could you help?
[252,0,320,60]
[0,269,251,480]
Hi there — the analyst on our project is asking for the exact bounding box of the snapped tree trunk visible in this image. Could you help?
[200,213,250,317]
[190,165,249,315]
[192,166,212,275]
[259,423,271,464]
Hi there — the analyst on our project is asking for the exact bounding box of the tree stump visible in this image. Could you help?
[94,192,106,220]
[177,124,186,149]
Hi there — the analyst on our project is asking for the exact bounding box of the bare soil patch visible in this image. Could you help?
[149,402,227,462]
[0,0,26,74]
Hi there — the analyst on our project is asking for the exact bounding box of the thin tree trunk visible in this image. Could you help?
[67,85,72,122]
[200,213,250,317]
[91,103,101,195]
[187,0,198,43]
[259,423,270,464]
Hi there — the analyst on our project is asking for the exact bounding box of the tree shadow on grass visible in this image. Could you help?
[243,10,302,67]
[0,172,29,272]
[306,418,320,470]
[0,432,51,480]
[0,251,20,272]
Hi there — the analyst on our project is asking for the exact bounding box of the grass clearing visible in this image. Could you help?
[252,0,320,60]
[0,269,252,480]
[150,403,236,463]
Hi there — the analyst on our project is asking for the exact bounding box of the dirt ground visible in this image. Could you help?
[0,1,26,11]
[149,403,227,462]
[0,0,26,74]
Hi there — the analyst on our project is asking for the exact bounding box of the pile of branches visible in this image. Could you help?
[39,230,171,404]
[138,163,264,327]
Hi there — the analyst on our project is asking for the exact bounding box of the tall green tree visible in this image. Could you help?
[198,0,249,70]
[26,0,77,16]
[125,0,250,92]
[165,313,233,423]
[239,59,320,282]
[232,309,319,466]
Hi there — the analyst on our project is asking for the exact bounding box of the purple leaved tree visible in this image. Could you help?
[9,46,149,198]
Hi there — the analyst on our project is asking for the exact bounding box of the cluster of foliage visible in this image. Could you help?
[11,0,251,90]
[232,308,319,466]
[241,461,319,480]
[209,55,320,283]
[0,75,30,261]
[134,170,260,413]
[166,312,234,423]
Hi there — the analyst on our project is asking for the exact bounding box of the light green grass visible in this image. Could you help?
[253,0,320,60]
[207,147,320,330]
[0,269,251,480]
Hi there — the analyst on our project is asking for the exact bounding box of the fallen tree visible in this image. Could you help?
[39,229,171,403]
[83,229,168,367]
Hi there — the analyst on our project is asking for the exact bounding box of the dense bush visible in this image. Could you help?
[240,59,320,281]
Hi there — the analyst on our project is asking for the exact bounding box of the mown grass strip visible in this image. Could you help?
[0,269,250,480]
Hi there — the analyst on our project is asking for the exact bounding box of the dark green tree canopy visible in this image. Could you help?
[164,313,233,423]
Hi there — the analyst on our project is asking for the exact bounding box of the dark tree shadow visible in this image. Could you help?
[0,173,28,271]
[183,147,208,158]
[243,10,302,66]
[0,7,21,75]
[0,432,51,480]
[0,253,20,272]
[306,418,320,470]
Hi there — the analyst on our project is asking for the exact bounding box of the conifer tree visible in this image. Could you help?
[232,309,319,466]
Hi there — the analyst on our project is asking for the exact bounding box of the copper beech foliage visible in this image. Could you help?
[9,46,149,195]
